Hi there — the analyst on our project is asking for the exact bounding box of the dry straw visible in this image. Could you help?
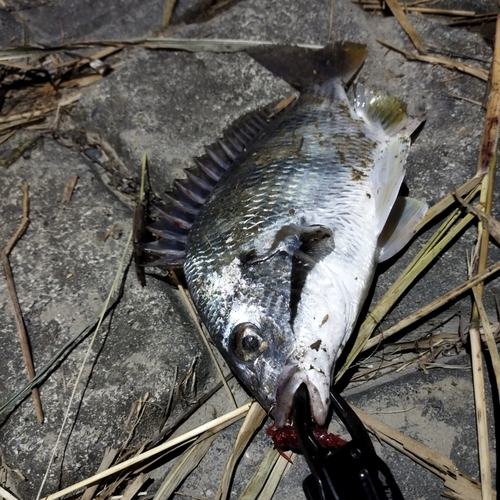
[41,403,252,500]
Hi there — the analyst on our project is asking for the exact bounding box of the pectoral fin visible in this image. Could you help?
[378,197,428,262]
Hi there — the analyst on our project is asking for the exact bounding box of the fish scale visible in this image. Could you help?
[186,86,380,317]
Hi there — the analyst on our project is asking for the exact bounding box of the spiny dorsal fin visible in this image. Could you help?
[140,100,295,269]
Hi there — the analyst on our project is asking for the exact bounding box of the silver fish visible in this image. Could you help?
[180,42,427,426]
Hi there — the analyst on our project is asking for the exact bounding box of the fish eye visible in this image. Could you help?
[230,323,267,362]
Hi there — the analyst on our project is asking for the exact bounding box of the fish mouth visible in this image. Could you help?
[273,363,331,427]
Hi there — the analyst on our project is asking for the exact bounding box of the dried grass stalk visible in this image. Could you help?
[361,5,475,16]
[454,192,500,245]
[377,39,489,81]
[237,447,281,500]
[162,0,177,28]
[80,447,119,500]
[383,0,426,54]
[256,452,294,499]
[60,174,79,203]
[472,288,500,397]
[420,176,482,227]
[0,39,325,62]
[362,257,500,351]
[2,182,44,423]
[468,324,493,499]
[121,472,149,500]
[477,53,500,174]
[464,16,500,498]
[216,401,267,500]
[353,406,484,499]
[42,402,252,500]
[153,431,219,500]
[0,485,20,500]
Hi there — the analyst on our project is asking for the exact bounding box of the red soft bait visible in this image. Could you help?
[267,423,346,460]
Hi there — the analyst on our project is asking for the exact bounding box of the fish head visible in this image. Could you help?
[188,235,353,427]
[189,251,298,413]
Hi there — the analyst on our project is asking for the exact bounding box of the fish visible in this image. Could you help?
[143,42,428,427]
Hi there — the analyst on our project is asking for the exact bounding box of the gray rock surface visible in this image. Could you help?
[0,8,22,47]
[0,138,212,498]
[1,0,231,46]
[0,0,498,499]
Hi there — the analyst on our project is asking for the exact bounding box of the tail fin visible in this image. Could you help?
[246,42,367,91]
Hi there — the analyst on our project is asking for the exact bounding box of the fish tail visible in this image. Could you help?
[246,42,367,91]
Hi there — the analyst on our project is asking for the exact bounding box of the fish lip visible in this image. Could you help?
[273,363,330,427]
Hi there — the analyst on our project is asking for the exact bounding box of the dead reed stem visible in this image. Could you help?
[377,39,489,81]
[383,0,426,54]
[0,485,19,500]
[216,401,267,500]
[2,182,44,423]
[469,324,492,499]
[419,176,482,229]
[162,0,177,28]
[42,402,251,500]
[80,448,119,500]
[60,174,79,203]
[466,14,500,500]
[354,406,484,499]
[472,288,500,396]
[362,257,500,351]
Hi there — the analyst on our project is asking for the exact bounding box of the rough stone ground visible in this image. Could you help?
[0,0,499,499]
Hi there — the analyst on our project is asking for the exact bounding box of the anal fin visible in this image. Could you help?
[378,197,428,262]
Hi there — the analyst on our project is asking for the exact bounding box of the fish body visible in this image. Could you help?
[177,43,427,426]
